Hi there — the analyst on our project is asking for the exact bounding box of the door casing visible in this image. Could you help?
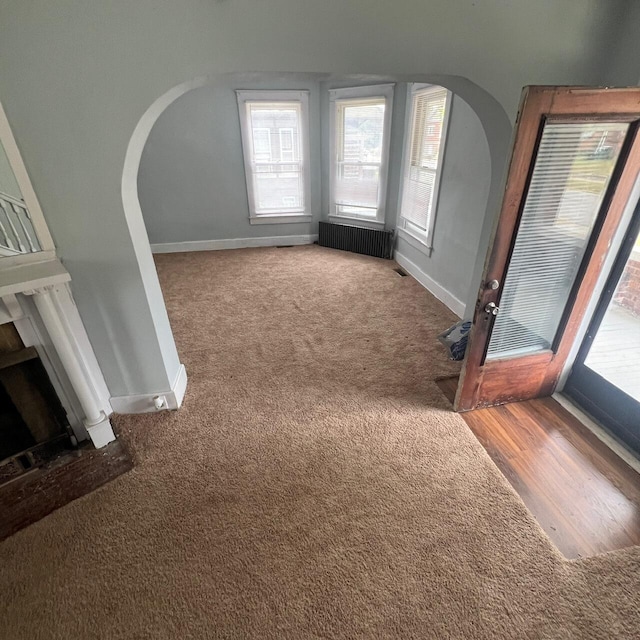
[455,86,640,412]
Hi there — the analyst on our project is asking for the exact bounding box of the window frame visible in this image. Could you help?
[329,84,395,228]
[397,83,452,250]
[236,90,312,225]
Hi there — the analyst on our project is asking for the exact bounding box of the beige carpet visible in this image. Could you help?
[1,245,639,639]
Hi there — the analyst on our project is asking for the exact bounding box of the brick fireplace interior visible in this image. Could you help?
[0,322,74,484]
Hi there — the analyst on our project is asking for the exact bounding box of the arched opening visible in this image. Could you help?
[124,72,510,322]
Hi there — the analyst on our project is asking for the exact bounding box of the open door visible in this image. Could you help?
[455,86,640,411]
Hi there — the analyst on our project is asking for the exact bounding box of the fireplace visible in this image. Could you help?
[0,321,75,482]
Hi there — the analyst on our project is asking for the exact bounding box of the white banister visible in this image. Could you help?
[0,190,41,254]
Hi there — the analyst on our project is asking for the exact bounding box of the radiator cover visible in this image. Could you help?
[318,221,394,260]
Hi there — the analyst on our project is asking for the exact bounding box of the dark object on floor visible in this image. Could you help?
[0,437,133,541]
[318,221,393,259]
[0,434,75,485]
[438,320,472,360]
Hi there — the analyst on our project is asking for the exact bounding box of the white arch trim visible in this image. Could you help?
[115,79,211,413]
[120,73,512,403]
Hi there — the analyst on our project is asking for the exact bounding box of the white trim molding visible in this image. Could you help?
[327,215,385,230]
[7,280,116,449]
[24,286,115,447]
[396,227,434,257]
[110,363,187,414]
[249,214,312,225]
[151,234,318,254]
[395,251,465,318]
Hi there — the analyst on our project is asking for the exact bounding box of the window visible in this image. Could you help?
[329,84,394,224]
[253,128,272,162]
[398,84,451,247]
[236,90,311,224]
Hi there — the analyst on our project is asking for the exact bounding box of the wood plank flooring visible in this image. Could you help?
[437,375,640,559]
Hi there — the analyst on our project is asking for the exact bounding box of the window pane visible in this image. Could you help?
[247,102,304,213]
[584,226,640,401]
[487,121,628,360]
[254,165,304,212]
[341,102,385,163]
[252,128,272,162]
[334,98,385,214]
[401,167,436,231]
[401,87,448,234]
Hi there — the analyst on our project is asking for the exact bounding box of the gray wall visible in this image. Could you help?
[139,75,490,311]
[600,1,640,86]
[0,141,22,200]
[139,73,323,244]
[0,0,637,398]
[395,95,491,311]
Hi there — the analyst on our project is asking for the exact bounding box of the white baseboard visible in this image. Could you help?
[151,235,318,254]
[110,363,188,414]
[169,363,188,409]
[395,251,465,318]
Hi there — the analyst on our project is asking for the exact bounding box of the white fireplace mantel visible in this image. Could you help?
[0,257,116,448]
[0,101,117,449]
[0,258,70,298]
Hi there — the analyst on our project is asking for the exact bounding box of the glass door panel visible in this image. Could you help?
[486,122,628,360]
[584,226,640,401]
[565,202,640,454]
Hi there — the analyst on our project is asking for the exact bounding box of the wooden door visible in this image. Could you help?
[455,86,640,411]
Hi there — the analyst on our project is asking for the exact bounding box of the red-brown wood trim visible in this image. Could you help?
[455,88,553,410]
[543,86,640,114]
[455,85,640,412]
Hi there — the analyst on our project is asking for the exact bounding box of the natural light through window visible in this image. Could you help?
[329,84,394,224]
[236,90,311,224]
[399,85,450,247]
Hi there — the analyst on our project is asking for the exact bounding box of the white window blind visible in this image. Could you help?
[399,86,449,243]
[329,84,394,223]
[236,91,311,222]
[487,121,629,360]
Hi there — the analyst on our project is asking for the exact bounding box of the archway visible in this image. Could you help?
[123,72,512,320]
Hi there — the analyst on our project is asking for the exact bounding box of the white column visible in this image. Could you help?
[25,286,115,448]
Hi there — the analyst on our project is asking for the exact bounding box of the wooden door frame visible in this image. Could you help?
[455,86,640,411]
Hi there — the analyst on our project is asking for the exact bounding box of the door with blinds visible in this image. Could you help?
[455,86,640,411]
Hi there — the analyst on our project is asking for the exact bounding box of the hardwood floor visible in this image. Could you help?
[437,375,640,559]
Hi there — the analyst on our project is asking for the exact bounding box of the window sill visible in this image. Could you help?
[328,215,385,230]
[249,214,313,225]
[397,228,433,256]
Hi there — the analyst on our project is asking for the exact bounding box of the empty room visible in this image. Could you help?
[0,2,639,639]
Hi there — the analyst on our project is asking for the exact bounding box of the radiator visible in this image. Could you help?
[318,221,394,260]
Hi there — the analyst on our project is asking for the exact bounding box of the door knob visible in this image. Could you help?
[485,302,500,315]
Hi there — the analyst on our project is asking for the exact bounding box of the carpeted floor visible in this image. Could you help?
[1,245,639,639]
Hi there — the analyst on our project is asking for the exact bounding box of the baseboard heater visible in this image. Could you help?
[318,221,394,259]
